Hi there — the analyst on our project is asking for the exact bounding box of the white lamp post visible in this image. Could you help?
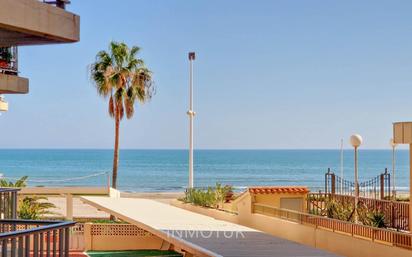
[390,138,397,200]
[187,52,196,188]
[350,134,362,222]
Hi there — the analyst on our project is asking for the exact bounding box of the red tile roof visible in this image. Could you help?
[248,186,309,194]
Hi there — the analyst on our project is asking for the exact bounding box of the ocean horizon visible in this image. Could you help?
[0,149,409,192]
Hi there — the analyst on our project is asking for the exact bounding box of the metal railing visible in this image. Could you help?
[0,189,19,219]
[0,220,75,257]
[307,192,409,231]
[0,47,18,76]
[325,168,391,199]
[253,203,412,250]
[41,0,70,9]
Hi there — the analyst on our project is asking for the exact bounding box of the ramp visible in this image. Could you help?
[81,197,338,257]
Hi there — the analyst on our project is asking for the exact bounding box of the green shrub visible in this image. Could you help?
[18,196,56,220]
[182,183,234,209]
[0,176,28,187]
[183,187,215,207]
[325,199,354,221]
[366,211,386,228]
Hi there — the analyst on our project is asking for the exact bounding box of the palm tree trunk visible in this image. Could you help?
[112,110,120,189]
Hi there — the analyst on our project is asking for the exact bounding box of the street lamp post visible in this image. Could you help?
[350,134,363,223]
[187,52,196,189]
[390,138,397,200]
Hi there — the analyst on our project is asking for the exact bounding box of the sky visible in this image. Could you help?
[1,0,412,149]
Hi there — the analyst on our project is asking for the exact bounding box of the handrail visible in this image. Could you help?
[0,219,76,257]
[254,203,393,233]
[0,188,20,193]
[0,220,75,240]
[310,192,409,205]
[0,219,66,225]
[253,203,412,249]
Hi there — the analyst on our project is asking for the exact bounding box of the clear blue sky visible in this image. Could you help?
[1,0,412,149]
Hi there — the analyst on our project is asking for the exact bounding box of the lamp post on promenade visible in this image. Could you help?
[350,134,362,223]
[187,52,196,188]
[390,138,397,200]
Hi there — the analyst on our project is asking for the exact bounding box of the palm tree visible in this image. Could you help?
[90,42,154,189]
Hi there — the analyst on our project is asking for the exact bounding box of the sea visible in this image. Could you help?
[0,149,409,192]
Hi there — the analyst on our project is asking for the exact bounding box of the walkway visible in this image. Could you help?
[81,197,338,257]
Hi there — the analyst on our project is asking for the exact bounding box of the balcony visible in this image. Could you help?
[0,0,80,47]
[0,188,75,256]
[0,47,18,76]
[0,47,28,94]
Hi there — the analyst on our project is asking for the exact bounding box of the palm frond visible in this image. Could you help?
[90,41,154,121]
[124,89,135,119]
[0,176,28,188]
[108,95,115,117]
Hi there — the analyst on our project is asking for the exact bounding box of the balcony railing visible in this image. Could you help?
[42,0,70,9]
[0,189,75,256]
[0,189,19,219]
[0,220,75,257]
[0,47,18,76]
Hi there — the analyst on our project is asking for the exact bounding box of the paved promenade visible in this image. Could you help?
[81,197,338,257]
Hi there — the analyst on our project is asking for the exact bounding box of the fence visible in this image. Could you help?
[0,189,19,219]
[325,168,391,200]
[307,192,409,231]
[0,219,75,257]
[253,203,412,250]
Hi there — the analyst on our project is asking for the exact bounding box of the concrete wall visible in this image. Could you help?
[173,194,412,257]
[171,200,239,224]
[245,211,412,257]
[84,223,164,251]
[0,74,28,94]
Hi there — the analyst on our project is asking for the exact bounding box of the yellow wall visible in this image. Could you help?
[252,192,307,211]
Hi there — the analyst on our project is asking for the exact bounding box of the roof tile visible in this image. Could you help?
[248,186,309,194]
